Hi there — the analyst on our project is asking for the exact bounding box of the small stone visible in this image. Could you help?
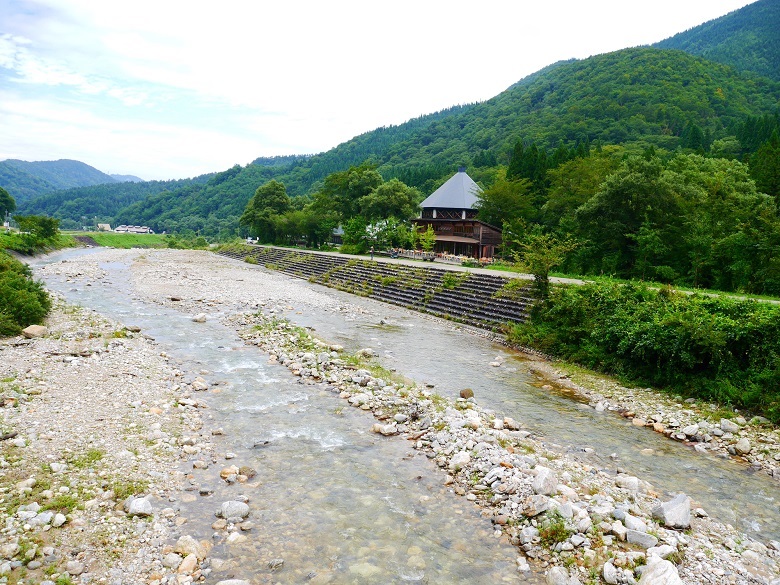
[191,377,209,391]
[162,552,183,569]
[192,313,208,323]
[126,497,153,517]
[66,560,85,575]
[532,466,558,496]
[22,325,48,338]
[52,513,67,527]
[638,556,683,584]
[220,465,240,479]
[652,493,691,529]
[459,388,474,399]
[217,501,250,519]
[626,529,658,549]
[734,437,751,455]
[449,451,471,471]
[720,418,740,433]
[177,553,198,574]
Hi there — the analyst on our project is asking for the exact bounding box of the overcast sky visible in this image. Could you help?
[0,0,758,180]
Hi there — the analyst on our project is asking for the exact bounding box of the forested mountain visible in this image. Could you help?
[19,175,212,230]
[110,174,144,183]
[12,1,780,241]
[0,159,120,202]
[655,0,780,81]
[103,46,780,236]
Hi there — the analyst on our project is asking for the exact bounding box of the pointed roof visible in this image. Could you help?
[420,168,481,210]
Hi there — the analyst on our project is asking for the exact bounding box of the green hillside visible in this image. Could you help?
[0,158,119,203]
[104,47,780,236]
[19,175,212,230]
[655,0,780,81]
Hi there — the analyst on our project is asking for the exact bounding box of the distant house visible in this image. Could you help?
[114,225,154,234]
[412,168,501,259]
[97,223,112,232]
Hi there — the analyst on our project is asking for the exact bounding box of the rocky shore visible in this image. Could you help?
[0,247,777,584]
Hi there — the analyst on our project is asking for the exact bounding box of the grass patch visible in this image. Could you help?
[40,493,81,514]
[68,448,104,469]
[110,479,150,501]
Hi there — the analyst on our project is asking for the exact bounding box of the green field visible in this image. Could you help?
[66,231,172,248]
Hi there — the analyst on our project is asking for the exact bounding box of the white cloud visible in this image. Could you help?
[0,0,760,178]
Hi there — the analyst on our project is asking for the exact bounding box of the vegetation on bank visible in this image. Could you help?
[77,232,209,249]
[0,250,51,337]
[509,280,780,423]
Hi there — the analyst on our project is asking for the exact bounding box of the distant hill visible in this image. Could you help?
[0,159,119,203]
[655,0,780,81]
[110,174,144,183]
[19,174,212,230]
[109,47,780,236]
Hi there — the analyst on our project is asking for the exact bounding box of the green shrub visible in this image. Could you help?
[509,280,780,422]
[0,251,51,337]
[539,511,572,546]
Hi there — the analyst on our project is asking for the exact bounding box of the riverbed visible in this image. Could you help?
[26,247,780,584]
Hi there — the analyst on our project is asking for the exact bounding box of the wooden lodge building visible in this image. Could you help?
[413,168,502,259]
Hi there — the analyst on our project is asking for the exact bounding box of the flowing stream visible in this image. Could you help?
[31,249,780,582]
[33,249,539,584]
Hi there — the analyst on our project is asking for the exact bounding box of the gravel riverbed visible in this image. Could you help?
[0,247,777,585]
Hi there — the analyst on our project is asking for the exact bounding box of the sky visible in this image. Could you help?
[0,0,759,181]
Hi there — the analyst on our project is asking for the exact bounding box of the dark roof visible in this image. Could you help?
[420,169,481,210]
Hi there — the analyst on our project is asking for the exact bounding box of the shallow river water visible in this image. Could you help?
[32,249,780,582]
[35,250,542,584]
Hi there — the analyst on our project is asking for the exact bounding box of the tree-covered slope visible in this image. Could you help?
[30,43,780,237]
[0,158,119,203]
[0,162,58,203]
[18,175,212,229]
[655,0,780,81]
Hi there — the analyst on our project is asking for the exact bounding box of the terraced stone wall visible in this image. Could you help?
[217,246,534,331]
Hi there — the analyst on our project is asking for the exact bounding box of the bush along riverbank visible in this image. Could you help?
[508,281,780,424]
[0,251,50,337]
[228,308,780,585]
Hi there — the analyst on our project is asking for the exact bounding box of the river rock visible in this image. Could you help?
[174,535,212,560]
[217,501,250,519]
[638,556,683,584]
[459,388,474,399]
[52,513,67,527]
[191,377,209,391]
[546,566,581,585]
[523,494,550,517]
[623,513,647,532]
[532,466,558,495]
[449,451,471,471]
[192,313,207,323]
[602,561,619,584]
[125,496,153,517]
[734,437,752,455]
[177,553,198,574]
[66,560,85,575]
[720,418,740,433]
[627,529,658,549]
[21,325,47,338]
[162,552,183,569]
[371,423,398,436]
[651,493,691,529]
[647,544,676,559]
[220,465,240,479]
[615,474,639,491]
